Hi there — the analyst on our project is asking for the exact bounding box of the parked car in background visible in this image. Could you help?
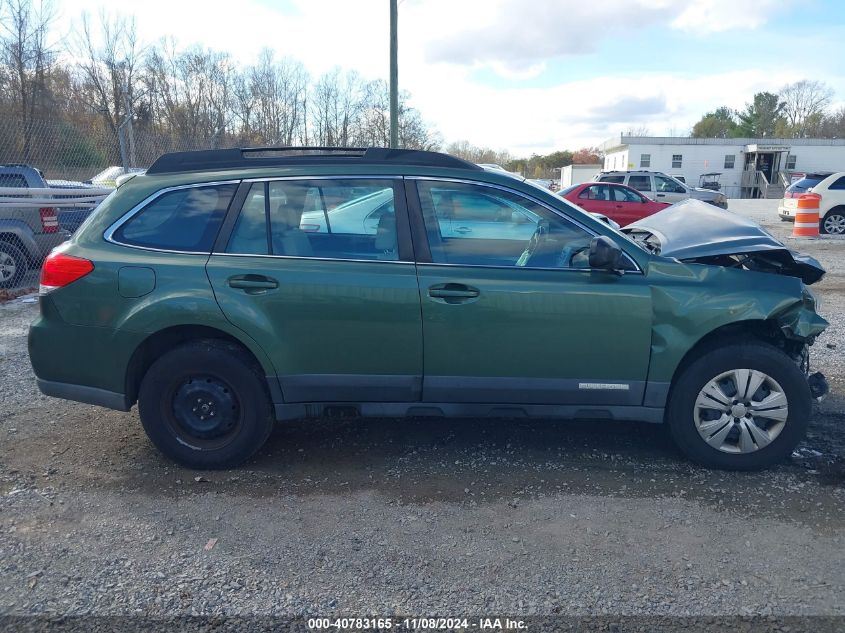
[29,147,828,472]
[595,170,728,209]
[558,181,670,226]
[778,171,845,235]
[87,166,145,188]
[671,175,686,184]
[0,164,69,288]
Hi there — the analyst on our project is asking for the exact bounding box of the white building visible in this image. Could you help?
[560,164,602,187]
[599,136,845,198]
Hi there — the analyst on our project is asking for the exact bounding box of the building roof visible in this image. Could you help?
[600,135,845,152]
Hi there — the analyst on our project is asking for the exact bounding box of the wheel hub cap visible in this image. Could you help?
[172,376,239,440]
[730,403,748,418]
[693,368,789,454]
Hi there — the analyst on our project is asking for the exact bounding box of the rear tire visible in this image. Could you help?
[666,342,810,470]
[138,340,274,469]
[0,240,28,289]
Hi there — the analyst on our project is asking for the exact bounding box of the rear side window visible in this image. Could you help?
[226,179,399,261]
[599,175,625,184]
[628,175,652,191]
[0,173,27,189]
[113,184,236,252]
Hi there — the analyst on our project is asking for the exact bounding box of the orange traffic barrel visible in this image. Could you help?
[792,193,821,238]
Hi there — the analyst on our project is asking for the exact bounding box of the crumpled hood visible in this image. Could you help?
[623,199,826,284]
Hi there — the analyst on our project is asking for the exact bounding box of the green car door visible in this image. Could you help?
[410,179,654,408]
[206,177,423,403]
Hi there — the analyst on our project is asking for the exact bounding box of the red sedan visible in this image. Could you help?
[559,182,670,226]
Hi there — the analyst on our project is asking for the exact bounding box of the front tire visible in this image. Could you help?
[138,340,274,469]
[666,342,811,470]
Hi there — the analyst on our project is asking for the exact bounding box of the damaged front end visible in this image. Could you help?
[623,199,826,285]
[627,201,830,401]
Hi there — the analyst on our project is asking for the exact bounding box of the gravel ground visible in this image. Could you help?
[0,199,843,623]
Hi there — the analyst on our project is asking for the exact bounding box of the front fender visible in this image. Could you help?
[645,260,828,383]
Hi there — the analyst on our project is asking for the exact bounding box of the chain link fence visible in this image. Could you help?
[0,115,210,291]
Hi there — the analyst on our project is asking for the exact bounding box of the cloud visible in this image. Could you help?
[575,95,669,124]
[425,0,798,74]
[672,0,797,33]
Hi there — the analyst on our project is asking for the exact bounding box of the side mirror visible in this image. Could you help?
[589,236,623,273]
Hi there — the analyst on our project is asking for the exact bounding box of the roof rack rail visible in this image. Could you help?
[146,146,482,175]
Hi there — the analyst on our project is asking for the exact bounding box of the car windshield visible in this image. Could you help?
[787,176,827,193]
[558,185,579,196]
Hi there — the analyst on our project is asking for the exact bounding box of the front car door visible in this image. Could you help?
[207,177,423,403]
[408,178,654,410]
[653,174,688,203]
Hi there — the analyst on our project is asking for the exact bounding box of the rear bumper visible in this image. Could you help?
[36,378,130,411]
[778,205,795,220]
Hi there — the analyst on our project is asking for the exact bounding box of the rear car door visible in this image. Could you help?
[409,178,654,408]
[206,177,423,403]
[575,184,615,215]
[626,174,655,200]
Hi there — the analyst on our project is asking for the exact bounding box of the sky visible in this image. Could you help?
[54,0,845,155]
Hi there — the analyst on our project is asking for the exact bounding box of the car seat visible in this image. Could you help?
[272,203,314,257]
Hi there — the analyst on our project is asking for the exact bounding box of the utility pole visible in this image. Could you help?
[389,0,398,148]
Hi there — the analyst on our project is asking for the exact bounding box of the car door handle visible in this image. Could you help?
[227,274,279,292]
[428,283,480,304]
[656,193,666,197]
[454,226,472,234]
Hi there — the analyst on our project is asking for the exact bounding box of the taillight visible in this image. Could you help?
[39,252,94,294]
[39,207,59,233]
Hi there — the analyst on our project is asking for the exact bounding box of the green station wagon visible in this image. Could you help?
[28,148,829,470]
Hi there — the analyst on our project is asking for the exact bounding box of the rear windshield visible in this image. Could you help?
[113,184,237,252]
[787,176,827,193]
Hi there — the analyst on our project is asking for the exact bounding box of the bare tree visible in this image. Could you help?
[234,49,308,146]
[74,10,142,160]
[779,80,834,137]
[143,41,235,152]
[623,125,651,137]
[310,68,364,146]
[0,0,55,158]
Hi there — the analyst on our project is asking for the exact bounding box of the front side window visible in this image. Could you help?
[226,179,398,261]
[417,180,598,270]
[655,175,685,193]
[612,186,644,203]
[724,154,735,169]
[640,154,651,168]
[628,175,652,191]
[114,183,237,252]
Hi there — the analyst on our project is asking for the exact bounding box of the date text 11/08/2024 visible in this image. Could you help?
[307,617,527,630]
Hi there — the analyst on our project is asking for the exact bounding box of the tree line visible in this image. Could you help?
[444,141,603,180]
[0,0,440,175]
[692,80,845,139]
